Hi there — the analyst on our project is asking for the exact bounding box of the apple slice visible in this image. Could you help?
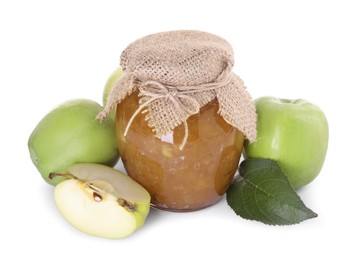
[50,163,150,239]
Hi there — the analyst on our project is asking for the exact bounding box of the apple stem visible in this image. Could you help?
[49,172,77,180]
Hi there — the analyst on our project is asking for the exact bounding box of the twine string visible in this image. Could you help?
[123,72,233,150]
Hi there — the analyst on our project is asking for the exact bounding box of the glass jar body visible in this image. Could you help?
[115,92,244,211]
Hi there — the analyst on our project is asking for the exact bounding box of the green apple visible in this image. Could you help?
[103,67,124,119]
[50,163,150,239]
[243,97,329,189]
[28,99,119,186]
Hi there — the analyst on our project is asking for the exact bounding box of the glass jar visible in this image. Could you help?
[115,91,244,211]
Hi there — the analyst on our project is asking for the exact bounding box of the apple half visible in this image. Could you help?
[50,163,150,239]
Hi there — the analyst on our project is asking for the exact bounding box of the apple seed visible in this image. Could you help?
[93,192,103,202]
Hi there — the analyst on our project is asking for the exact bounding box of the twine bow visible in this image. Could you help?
[124,72,233,150]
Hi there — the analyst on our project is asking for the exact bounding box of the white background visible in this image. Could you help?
[1,0,351,259]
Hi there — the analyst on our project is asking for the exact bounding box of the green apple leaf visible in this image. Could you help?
[226,158,318,225]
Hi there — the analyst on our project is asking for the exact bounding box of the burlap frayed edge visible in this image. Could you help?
[97,72,257,143]
[216,74,257,142]
[97,73,135,120]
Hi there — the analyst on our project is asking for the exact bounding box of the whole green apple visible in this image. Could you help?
[243,97,329,189]
[103,67,124,119]
[28,99,119,185]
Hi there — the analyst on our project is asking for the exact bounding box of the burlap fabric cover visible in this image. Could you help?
[97,30,256,148]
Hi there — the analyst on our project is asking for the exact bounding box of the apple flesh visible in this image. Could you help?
[51,163,150,239]
[28,99,119,185]
[243,97,329,189]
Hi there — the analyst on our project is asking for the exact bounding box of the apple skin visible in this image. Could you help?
[243,97,329,189]
[103,67,124,119]
[28,99,119,186]
[103,67,124,106]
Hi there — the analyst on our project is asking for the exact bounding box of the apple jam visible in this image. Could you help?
[115,92,244,211]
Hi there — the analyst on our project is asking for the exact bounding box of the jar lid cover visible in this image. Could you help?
[98,30,257,148]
